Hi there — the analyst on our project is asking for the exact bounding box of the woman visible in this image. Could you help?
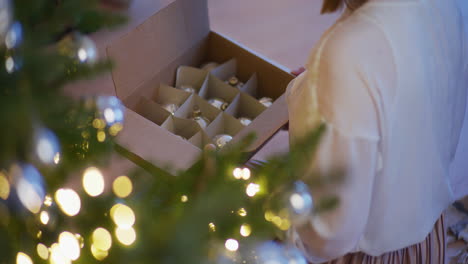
[285,0,468,263]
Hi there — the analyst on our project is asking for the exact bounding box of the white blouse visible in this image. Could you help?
[286,0,468,262]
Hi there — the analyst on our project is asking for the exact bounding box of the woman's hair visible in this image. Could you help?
[321,0,368,13]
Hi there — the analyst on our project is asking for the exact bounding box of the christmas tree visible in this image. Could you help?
[0,0,339,263]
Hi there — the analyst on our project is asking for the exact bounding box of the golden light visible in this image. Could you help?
[92,119,106,129]
[16,252,33,264]
[36,243,49,260]
[97,131,106,142]
[0,172,10,200]
[181,195,188,203]
[36,231,42,239]
[109,123,123,136]
[49,243,71,264]
[208,222,216,232]
[240,224,252,237]
[44,195,53,207]
[246,183,260,197]
[237,208,247,217]
[279,219,291,231]
[55,188,81,216]
[92,228,112,251]
[115,227,136,246]
[225,239,239,252]
[272,216,282,227]
[233,168,242,179]
[39,211,49,225]
[58,231,80,260]
[53,153,61,165]
[241,168,251,180]
[264,210,274,222]
[112,176,133,198]
[111,204,135,228]
[75,234,84,248]
[82,167,105,197]
[91,245,108,261]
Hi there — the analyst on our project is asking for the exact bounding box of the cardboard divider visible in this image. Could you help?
[135,97,172,126]
[209,58,237,81]
[198,75,239,108]
[189,130,212,149]
[174,94,221,125]
[152,83,191,108]
[175,66,209,93]
[162,116,201,141]
[205,113,244,143]
[225,92,267,122]
[240,73,258,97]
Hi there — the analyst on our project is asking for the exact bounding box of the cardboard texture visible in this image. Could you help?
[108,0,293,173]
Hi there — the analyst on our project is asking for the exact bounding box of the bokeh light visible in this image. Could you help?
[58,231,80,260]
[246,183,260,197]
[16,252,32,264]
[92,227,112,251]
[91,245,108,261]
[241,168,251,180]
[55,188,81,216]
[112,176,132,198]
[97,131,106,142]
[233,168,242,179]
[13,164,45,214]
[39,211,49,225]
[53,153,61,165]
[44,195,53,207]
[240,224,252,237]
[237,208,247,217]
[111,204,135,228]
[115,227,136,246]
[50,243,71,264]
[0,172,10,200]
[82,167,105,197]
[181,195,188,203]
[75,234,84,248]
[36,243,49,260]
[35,128,61,165]
[225,239,239,252]
[208,222,216,232]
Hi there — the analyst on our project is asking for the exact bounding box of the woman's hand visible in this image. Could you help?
[291,66,306,77]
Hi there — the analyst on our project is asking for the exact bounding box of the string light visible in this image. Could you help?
[240,224,252,237]
[75,234,84,248]
[16,252,32,264]
[91,245,108,261]
[208,222,216,232]
[97,130,106,142]
[53,153,60,164]
[43,195,53,206]
[246,183,260,197]
[39,211,49,225]
[181,195,188,203]
[112,176,133,198]
[111,204,135,228]
[0,172,10,200]
[36,243,49,260]
[115,227,136,246]
[58,231,80,260]
[55,188,81,216]
[92,227,112,251]
[241,168,251,180]
[232,167,251,180]
[225,239,239,252]
[82,167,105,197]
[233,168,242,179]
[237,208,247,217]
[50,243,71,264]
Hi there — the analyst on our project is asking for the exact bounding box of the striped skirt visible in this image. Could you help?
[246,160,447,264]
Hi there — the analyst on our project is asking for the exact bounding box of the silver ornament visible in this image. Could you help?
[208,98,229,111]
[161,103,178,115]
[10,163,46,214]
[259,97,274,107]
[96,96,125,126]
[34,127,61,165]
[178,85,197,94]
[0,0,12,43]
[200,62,219,72]
[238,117,252,126]
[213,134,233,149]
[59,32,98,65]
[191,106,210,129]
[225,76,244,89]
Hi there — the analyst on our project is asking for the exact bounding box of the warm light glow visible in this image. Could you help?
[37,243,49,260]
[264,210,274,222]
[78,48,88,62]
[49,243,71,264]
[16,252,33,264]
[240,224,252,237]
[91,245,108,261]
[36,231,42,239]
[92,119,106,129]
[97,130,106,142]
[53,153,60,165]
[44,195,53,206]
[237,208,247,217]
[111,204,135,228]
[92,228,112,251]
[55,188,81,216]
[246,183,260,197]
[115,227,136,246]
[58,231,80,260]
[109,123,123,136]
[112,176,133,198]
[225,239,239,252]
[181,195,188,203]
[82,167,105,197]
[279,219,291,231]
[208,222,216,232]
[40,211,49,225]
[241,168,251,180]
[75,234,84,248]
[233,168,242,179]
[272,216,282,227]
[290,193,306,212]
[17,177,43,214]
[0,172,10,200]
[104,108,116,124]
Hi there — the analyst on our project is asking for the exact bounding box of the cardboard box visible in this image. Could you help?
[107,0,294,173]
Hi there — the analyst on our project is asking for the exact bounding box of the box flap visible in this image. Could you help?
[108,0,209,101]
